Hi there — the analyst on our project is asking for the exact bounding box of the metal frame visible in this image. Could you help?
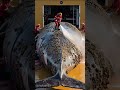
[43,5,80,28]
[79,5,80,28]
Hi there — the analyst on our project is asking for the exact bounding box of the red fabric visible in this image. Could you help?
[81,23,85,32]
[34,24,41,34]
[54,13,62,28]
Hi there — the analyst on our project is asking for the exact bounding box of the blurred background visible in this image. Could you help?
[0,0,120,90]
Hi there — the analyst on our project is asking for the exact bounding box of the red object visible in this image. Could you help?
[112,0,120,13]
[81,23,85,32]
[0,0,12,21]
[54,12,62,29]
[34,24,41,34]
[0,3,7,17]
